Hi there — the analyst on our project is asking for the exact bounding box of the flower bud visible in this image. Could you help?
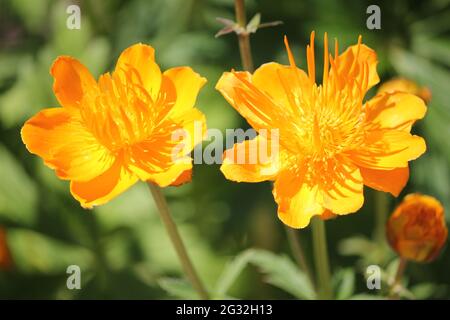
[387,194,447,262]
[378,77,432,103]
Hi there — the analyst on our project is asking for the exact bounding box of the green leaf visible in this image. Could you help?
[0,144,37,226]
[158,277,199,299]
[413,36,450,67]
[248,249,316,300]
[246,13,261,33]
[338,236,373,257]
[7,228,94,274]
[214,249,256,298]
[410,283,437,299]
[334,268,355,300]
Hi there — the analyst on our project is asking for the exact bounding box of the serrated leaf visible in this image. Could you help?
[214,250,256,298]
[249,249,316,300]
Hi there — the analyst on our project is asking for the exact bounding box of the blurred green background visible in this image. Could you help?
[0,0,449,299]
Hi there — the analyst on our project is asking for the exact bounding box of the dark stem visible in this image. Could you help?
[234,0,254,72]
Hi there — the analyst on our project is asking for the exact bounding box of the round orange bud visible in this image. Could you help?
[387,194,448,262]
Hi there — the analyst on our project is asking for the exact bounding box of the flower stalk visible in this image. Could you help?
[311,217,332,299]
[286,227,315,288]
[147,182,209,299]
[389,258,407,299]
[234,0,254,72]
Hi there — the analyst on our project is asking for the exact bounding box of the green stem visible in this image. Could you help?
[147,182,209,299]
[285,226,315,289]
[234,0,254,72]
[311,217,332,299]
[389,258,407,299]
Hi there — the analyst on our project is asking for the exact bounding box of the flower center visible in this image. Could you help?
[80,68,170,152]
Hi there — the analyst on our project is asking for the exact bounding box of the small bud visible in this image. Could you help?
[387,194,447,263]
[378,77,432,103]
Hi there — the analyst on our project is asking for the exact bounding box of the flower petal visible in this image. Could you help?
[21,108,114,181]
[50,56,97,109]
[251,62,311,110]
[147,159,193,187]
[216,71,276,131]
[127,119,183,181]
[365,92,427,132]
[114,44,162,101]
[273,170,324,228]
[164,67,207,117]
[221,135,281,183]
[334,43,379,91]
[171,107,207,155]
[70,158,138,208]
[360,166,409,196]
[349,130,426,169]
[216,70,301,152]
[320,162,364,215]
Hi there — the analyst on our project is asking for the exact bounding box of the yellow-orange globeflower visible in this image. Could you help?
[387,194,447,262]
[216,32,427,228]
[22,44,206,208]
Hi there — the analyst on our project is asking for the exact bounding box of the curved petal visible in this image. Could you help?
[220,135,281,183]
[360,166,409,196]
[128,121,180,180]
[171,107,207,155]
[334,43,379,91]
[71,158,138,208]
[164,67,207,117]
[216,70,300,151]
[252,62,311,110]
[216,71,277,131]
[147,159,192,187]
[365,92,427,132]
[50,56,97,109]
[21,108,114,181]
[320,162,364,215]
[114,44,161,101]
[273,170,325,229]
[349,130,426,169]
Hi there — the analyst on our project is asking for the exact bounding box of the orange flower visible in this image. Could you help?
[378,77,432,103]
[0,227,12,270]
[387,194,447,262]
[21,44,206,208]
[216,32,427,228]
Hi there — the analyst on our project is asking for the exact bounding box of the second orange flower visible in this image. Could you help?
[216,32,427,228]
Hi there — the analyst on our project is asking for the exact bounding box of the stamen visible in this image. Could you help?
[323,32,329,87]
[334,38,339,60]
[307,31,316,83]
[283,36,297,68]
